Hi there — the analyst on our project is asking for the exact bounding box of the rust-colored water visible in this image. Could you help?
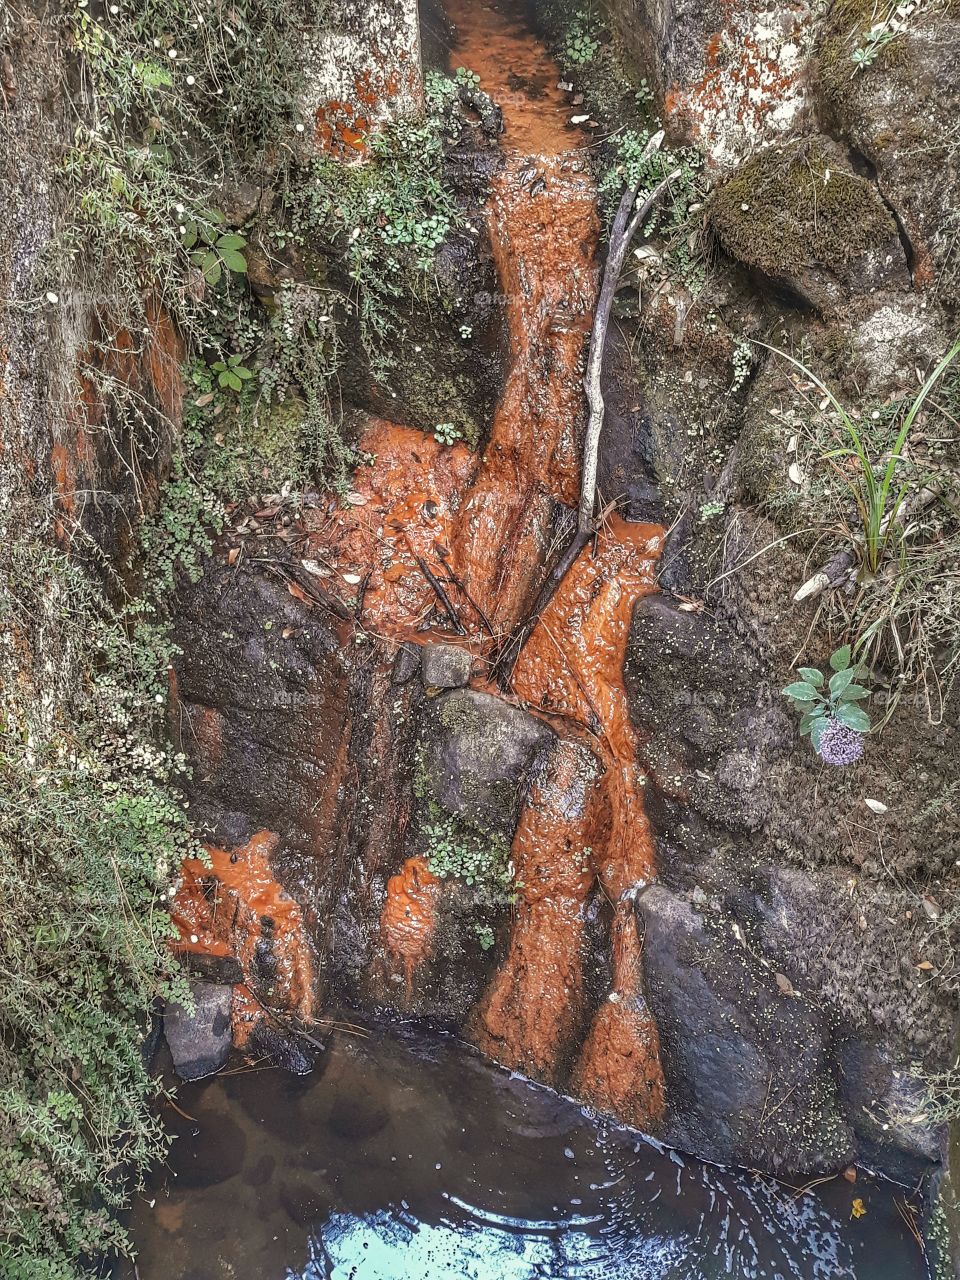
[172,831,316,1047]
[380,855,441,998]
[174,0,666,1127]
[445,0,585,155]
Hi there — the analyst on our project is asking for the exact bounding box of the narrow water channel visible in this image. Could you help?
[119,1022,924,1279]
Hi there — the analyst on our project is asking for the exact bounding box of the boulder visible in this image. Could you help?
[605,0,820,168]
[419,688,553,839]
[710,138,909,311]
[164,981,233,1081]
[817,2,960,304]
[639,885,854,1175]
[626,594,790,835]
[838,1039,943,1178]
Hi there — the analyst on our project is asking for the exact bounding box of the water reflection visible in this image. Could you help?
[121,1022,926,1280]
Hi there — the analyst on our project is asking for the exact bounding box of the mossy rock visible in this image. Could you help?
[815,1,960,304]
[710,138,908,312]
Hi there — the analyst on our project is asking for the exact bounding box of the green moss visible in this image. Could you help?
[710,140,896,281]
[818,0,910,109]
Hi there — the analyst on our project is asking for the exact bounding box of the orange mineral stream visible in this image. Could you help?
[174,0,666,1128]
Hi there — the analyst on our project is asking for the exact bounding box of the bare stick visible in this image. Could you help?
[414,554,466,635]
[579,136,682,534]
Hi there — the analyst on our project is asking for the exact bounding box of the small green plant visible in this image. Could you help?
[563,19,601,65]
[783,645,873,762]
[211,354,254,392]
[852,21,897,69]
[423,814,512,896]
[699,500,726,521]
[433,422,462,446]
[425,69,459,112]
[474,923,496,951]
[759,339,960,575]
[634,78,654,109]
[181,214,248,286]
[454,65,481,90]
[600,128,707,291]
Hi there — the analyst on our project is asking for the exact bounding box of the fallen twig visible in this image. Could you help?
[414,555,466,635]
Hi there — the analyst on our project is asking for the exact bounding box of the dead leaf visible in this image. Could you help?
[194,392,214,407]
[916,960,935,971]
[281,627,295,639]
[788,462,803,485]
[345,492,367,506]
[921,895,941,920]
[570,113,590,124]
[851,1198,866,1219]
[342,572,362,585]
[254,505,280,519]
[286,581,313,607]
[775,972,796,997]
[864,798,888,815]
[227,547,240,566]
[301,559,331,578]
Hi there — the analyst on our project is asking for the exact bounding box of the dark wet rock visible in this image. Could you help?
[838,1040,942,1177]
[595,326,662,522]
[418,688,553,839]
[818,2,960,304]
[327,1091,390,1140]
[164,981,233,1082]
[626,594,790,836]
[753,866,955,1099]
[166,1113,247,1189]
[336,146,503,448]
[172,558,353,902]
[639,885,854,1175]
[393,641,421,684]
[247,1020,320,1076]
[421,642,472,689]
[180,952,244,985]
[710,139,908,312]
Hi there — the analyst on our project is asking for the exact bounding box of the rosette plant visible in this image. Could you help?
[783,645,872,764]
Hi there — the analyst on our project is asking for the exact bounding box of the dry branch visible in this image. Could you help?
[494,142,681,686]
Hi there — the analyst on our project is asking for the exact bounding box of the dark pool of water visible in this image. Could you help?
[118,1021,928,1279]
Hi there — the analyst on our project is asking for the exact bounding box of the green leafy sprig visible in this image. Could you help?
[783,644,873,751]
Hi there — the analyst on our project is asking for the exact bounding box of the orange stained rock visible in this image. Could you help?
[380,856,441,1000]
[454,156,599,631]
[469,737,605,1081]
[571,899,666,1129]
[302,419,479,638]
[439,0,600,631]
[513,515,664,896]
[500,514,667,1127]
[171,830,316,1046]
